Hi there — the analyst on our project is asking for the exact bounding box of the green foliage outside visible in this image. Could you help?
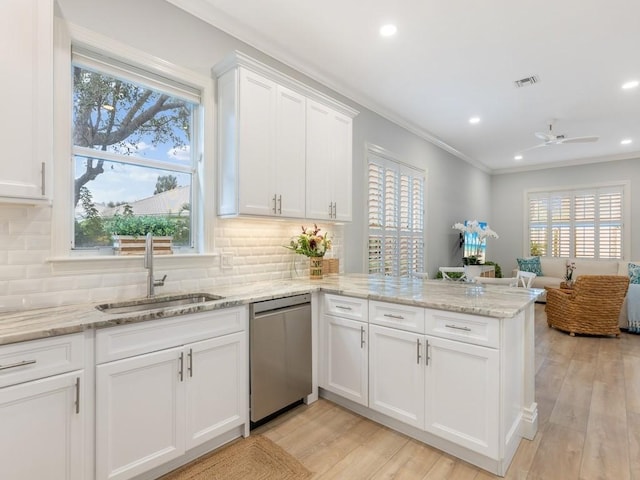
[530,242,545,256]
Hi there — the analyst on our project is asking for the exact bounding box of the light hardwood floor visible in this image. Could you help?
[255,303,640,479]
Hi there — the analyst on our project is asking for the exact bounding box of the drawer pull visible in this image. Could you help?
[0,359,37,371]
[188,348,193,377]
[416,338,422,364]
[425,339,430,366]
[383,313,405,320]
[335,305,352,311]
[445,324,472,332]
[179,352,184,382]
[360,326,366,348]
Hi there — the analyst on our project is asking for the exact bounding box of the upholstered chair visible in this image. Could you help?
[545,275,630,337]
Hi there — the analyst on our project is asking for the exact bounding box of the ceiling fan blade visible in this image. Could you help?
[534,131,554,142]
[557,136,599,144]
[520,143,547,153]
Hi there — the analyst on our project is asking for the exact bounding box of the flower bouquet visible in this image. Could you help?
[285,224,332,279]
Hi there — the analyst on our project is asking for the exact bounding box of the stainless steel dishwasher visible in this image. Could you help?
[250,293,312,425]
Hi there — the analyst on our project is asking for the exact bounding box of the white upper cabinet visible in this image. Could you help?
[214,51,357,220]
[306,100,353,221]
[0,0,52,203]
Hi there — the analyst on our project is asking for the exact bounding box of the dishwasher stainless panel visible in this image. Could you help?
[250,294,312,423]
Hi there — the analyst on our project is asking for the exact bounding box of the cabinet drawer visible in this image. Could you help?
[369,301,425,333]
[0,334,84,388]
[324,294,368,321]
[96,306,247,364]
[425,309,499,348]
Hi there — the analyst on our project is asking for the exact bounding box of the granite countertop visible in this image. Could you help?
[0,274,542,346]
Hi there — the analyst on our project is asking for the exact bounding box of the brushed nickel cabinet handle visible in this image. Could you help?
[445,324,472,332]
[425,339,430,366]
[278,195,282,214]
[416,338,422,364]
[188,348,193,378]
[179,352,184,382]
[328,202,333,217]
[272,194,278,214]
[384,313,405,320]
[333,202,337,218]
[360,326,366,348]
[41,162,46,196]
[75,377,80,414]
[0,359,36,371]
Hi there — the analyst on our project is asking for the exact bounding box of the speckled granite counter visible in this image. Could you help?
[0,274,542,346]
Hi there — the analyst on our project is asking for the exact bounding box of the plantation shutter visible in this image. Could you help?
[368,155,424,276]
[527,185,624,260]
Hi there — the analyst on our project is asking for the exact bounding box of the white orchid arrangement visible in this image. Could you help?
[452,220,499,241]
[453,220,499,264]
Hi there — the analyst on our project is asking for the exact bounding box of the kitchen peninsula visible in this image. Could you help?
[0,275,540,478]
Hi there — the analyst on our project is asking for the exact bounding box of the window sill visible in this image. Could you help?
[47,253,220,275]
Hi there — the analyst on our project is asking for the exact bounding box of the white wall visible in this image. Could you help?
[0,0,491,312]
[490,157,640,275]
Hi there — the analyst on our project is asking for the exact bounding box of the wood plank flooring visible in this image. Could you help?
[254,304,640,479]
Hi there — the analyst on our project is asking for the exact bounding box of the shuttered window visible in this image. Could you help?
[368,155,425,276]
[527,185,624,259]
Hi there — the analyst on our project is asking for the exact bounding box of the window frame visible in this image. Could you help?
[524,181,630,260]
[52,20,215,262]
[366,144,426,277]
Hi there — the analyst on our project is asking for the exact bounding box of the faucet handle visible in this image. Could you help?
[154,274,167,287]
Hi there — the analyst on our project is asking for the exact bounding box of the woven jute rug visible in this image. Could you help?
[160,435,312,480]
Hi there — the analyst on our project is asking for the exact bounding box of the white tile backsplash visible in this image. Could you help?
[0,205,343,312]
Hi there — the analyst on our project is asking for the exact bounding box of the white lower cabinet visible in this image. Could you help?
[0,334,85,480]
[369,325,499,458]
[324,315,368,406]
[368,325,425,428]
[95,308,247,480]
[424,335,499,458]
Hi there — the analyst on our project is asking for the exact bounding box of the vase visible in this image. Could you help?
[309,257,324,280]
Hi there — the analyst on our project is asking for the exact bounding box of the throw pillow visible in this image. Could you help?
[517,257,543,276]
[629,262,640,284]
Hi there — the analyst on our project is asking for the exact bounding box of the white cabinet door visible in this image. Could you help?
[96,347,185,480]
[305,99,353,221]
[0,0,51,202]
[0,371,83,480]
[424,335,499,458]
[275,85,306,218]
[238,68,277,216]
[185,332,247,450]
[324,315,368,406]
[369,325,425,428]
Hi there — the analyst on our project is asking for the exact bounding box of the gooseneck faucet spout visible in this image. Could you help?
[144,232,167,297]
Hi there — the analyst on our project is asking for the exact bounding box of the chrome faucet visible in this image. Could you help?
[144,232,167,297]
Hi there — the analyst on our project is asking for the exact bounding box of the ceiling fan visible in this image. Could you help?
[521,120,599,152]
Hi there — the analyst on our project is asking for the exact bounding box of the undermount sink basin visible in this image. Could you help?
[96,293,224,314]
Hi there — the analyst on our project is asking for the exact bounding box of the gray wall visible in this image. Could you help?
[491,158,640,275]
[56,0,492,278]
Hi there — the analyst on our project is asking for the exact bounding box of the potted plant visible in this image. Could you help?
[284,224,332,279]
[105,214,177,255]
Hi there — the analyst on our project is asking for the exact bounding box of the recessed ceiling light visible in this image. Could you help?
[622,80,639,90]
[379,24,397,37]
[514,155,523,161]
[469,116,481,124]
[621,139,632,145]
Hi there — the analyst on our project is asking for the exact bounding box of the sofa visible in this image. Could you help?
[517,257,639,329]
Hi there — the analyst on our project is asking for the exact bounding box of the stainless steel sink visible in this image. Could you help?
[96,293,224,314]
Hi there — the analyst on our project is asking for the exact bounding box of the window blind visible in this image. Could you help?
[527,185,624,259]
[368,156,424,276]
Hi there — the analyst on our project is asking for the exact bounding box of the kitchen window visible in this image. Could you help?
[368,150,425,277]
[527,183,627,259]
[70,47,201,252]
